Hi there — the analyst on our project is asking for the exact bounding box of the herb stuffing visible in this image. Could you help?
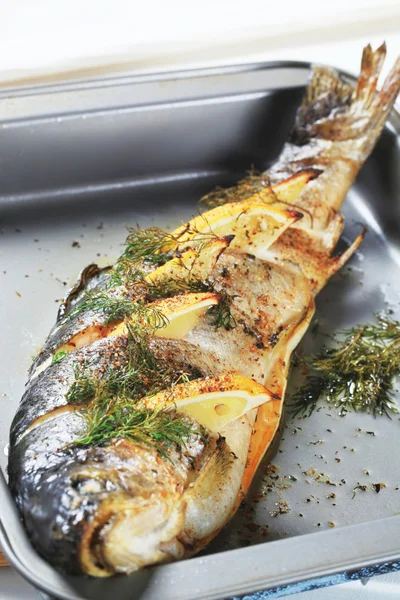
[291,316,400,418]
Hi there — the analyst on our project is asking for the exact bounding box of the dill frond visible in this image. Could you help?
[206,294,237,330]
[76,398,197,457]
[61,289,169,328]
[107,225,217,288]
[51,350,68,366]
[200,168,271,209]
[67,325,201,456]
[290,316,400,418]
[145,274,210,301]
[66,323,196,407]
[123,226,177,266]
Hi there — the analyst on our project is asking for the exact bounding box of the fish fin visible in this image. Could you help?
[236,304,315,505]
[362,51,400,156]
[327,230,366,278]
[356,42,387,107]
[290,44,400,148]
[290,66,354,145]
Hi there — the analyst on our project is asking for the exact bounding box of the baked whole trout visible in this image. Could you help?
[8,45,400,576]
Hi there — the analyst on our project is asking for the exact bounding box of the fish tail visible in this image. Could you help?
[291,43,399,149]
[361,50,400,157]
[268,45,400,229]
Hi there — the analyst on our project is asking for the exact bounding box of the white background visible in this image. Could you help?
[0,0,399,598]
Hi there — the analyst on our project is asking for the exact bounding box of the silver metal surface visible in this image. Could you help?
[0,61,400,600]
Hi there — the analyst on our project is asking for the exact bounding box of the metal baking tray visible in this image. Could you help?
[1,60,400,600]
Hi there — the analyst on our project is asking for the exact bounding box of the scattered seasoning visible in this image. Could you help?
[372,483,386,493]
[326,429,333,433]
[327,493,336,499]
[299,513,304,517]
[307,440,324,445]
[303,467,337,486]
[328,521,336,528]
[352,484,367,499]
[366,431,376,436]
[15,291,21,297]
[270,500,290,517]
[335,458,341,463]
[364,470,370,476]
[71,241,80,248]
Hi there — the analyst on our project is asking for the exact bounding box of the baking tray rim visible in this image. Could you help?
[0,59,400,599]
[0,59,314,97]
[1,465,400,600]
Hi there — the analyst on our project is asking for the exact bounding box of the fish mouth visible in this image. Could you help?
[79,497,187,577]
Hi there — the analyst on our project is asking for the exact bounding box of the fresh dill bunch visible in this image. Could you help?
[200,168,271,209]
[290,316,400,418]
[76,397,197,457]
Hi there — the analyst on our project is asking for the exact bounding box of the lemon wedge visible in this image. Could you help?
[168,200,302,255]
[110,292,218,339]
[145,237,231,284]
[271,169,319,204]
[144,374,274,433]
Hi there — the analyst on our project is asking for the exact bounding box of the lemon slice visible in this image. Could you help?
[144,374,274,433]
[167,200,302,255]
[271,169,319,204]
[145,237,231,284]
[110,292,218,339]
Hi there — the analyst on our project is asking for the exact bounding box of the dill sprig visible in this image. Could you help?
[108,225,217,288]
[67,324,199,455]
[290,316,400,418]
[61,289,168,328]
[200,168,271,209]
[145,274,210,301]
[207,294,237,330]
[51,350,67,366]
[145,276,237,331]
[121,227,177,266]
[66,323,195,407]
[76,397,196,457]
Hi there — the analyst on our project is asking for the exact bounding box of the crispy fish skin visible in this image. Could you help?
[8,410,221,575]
[8,45,400,576]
